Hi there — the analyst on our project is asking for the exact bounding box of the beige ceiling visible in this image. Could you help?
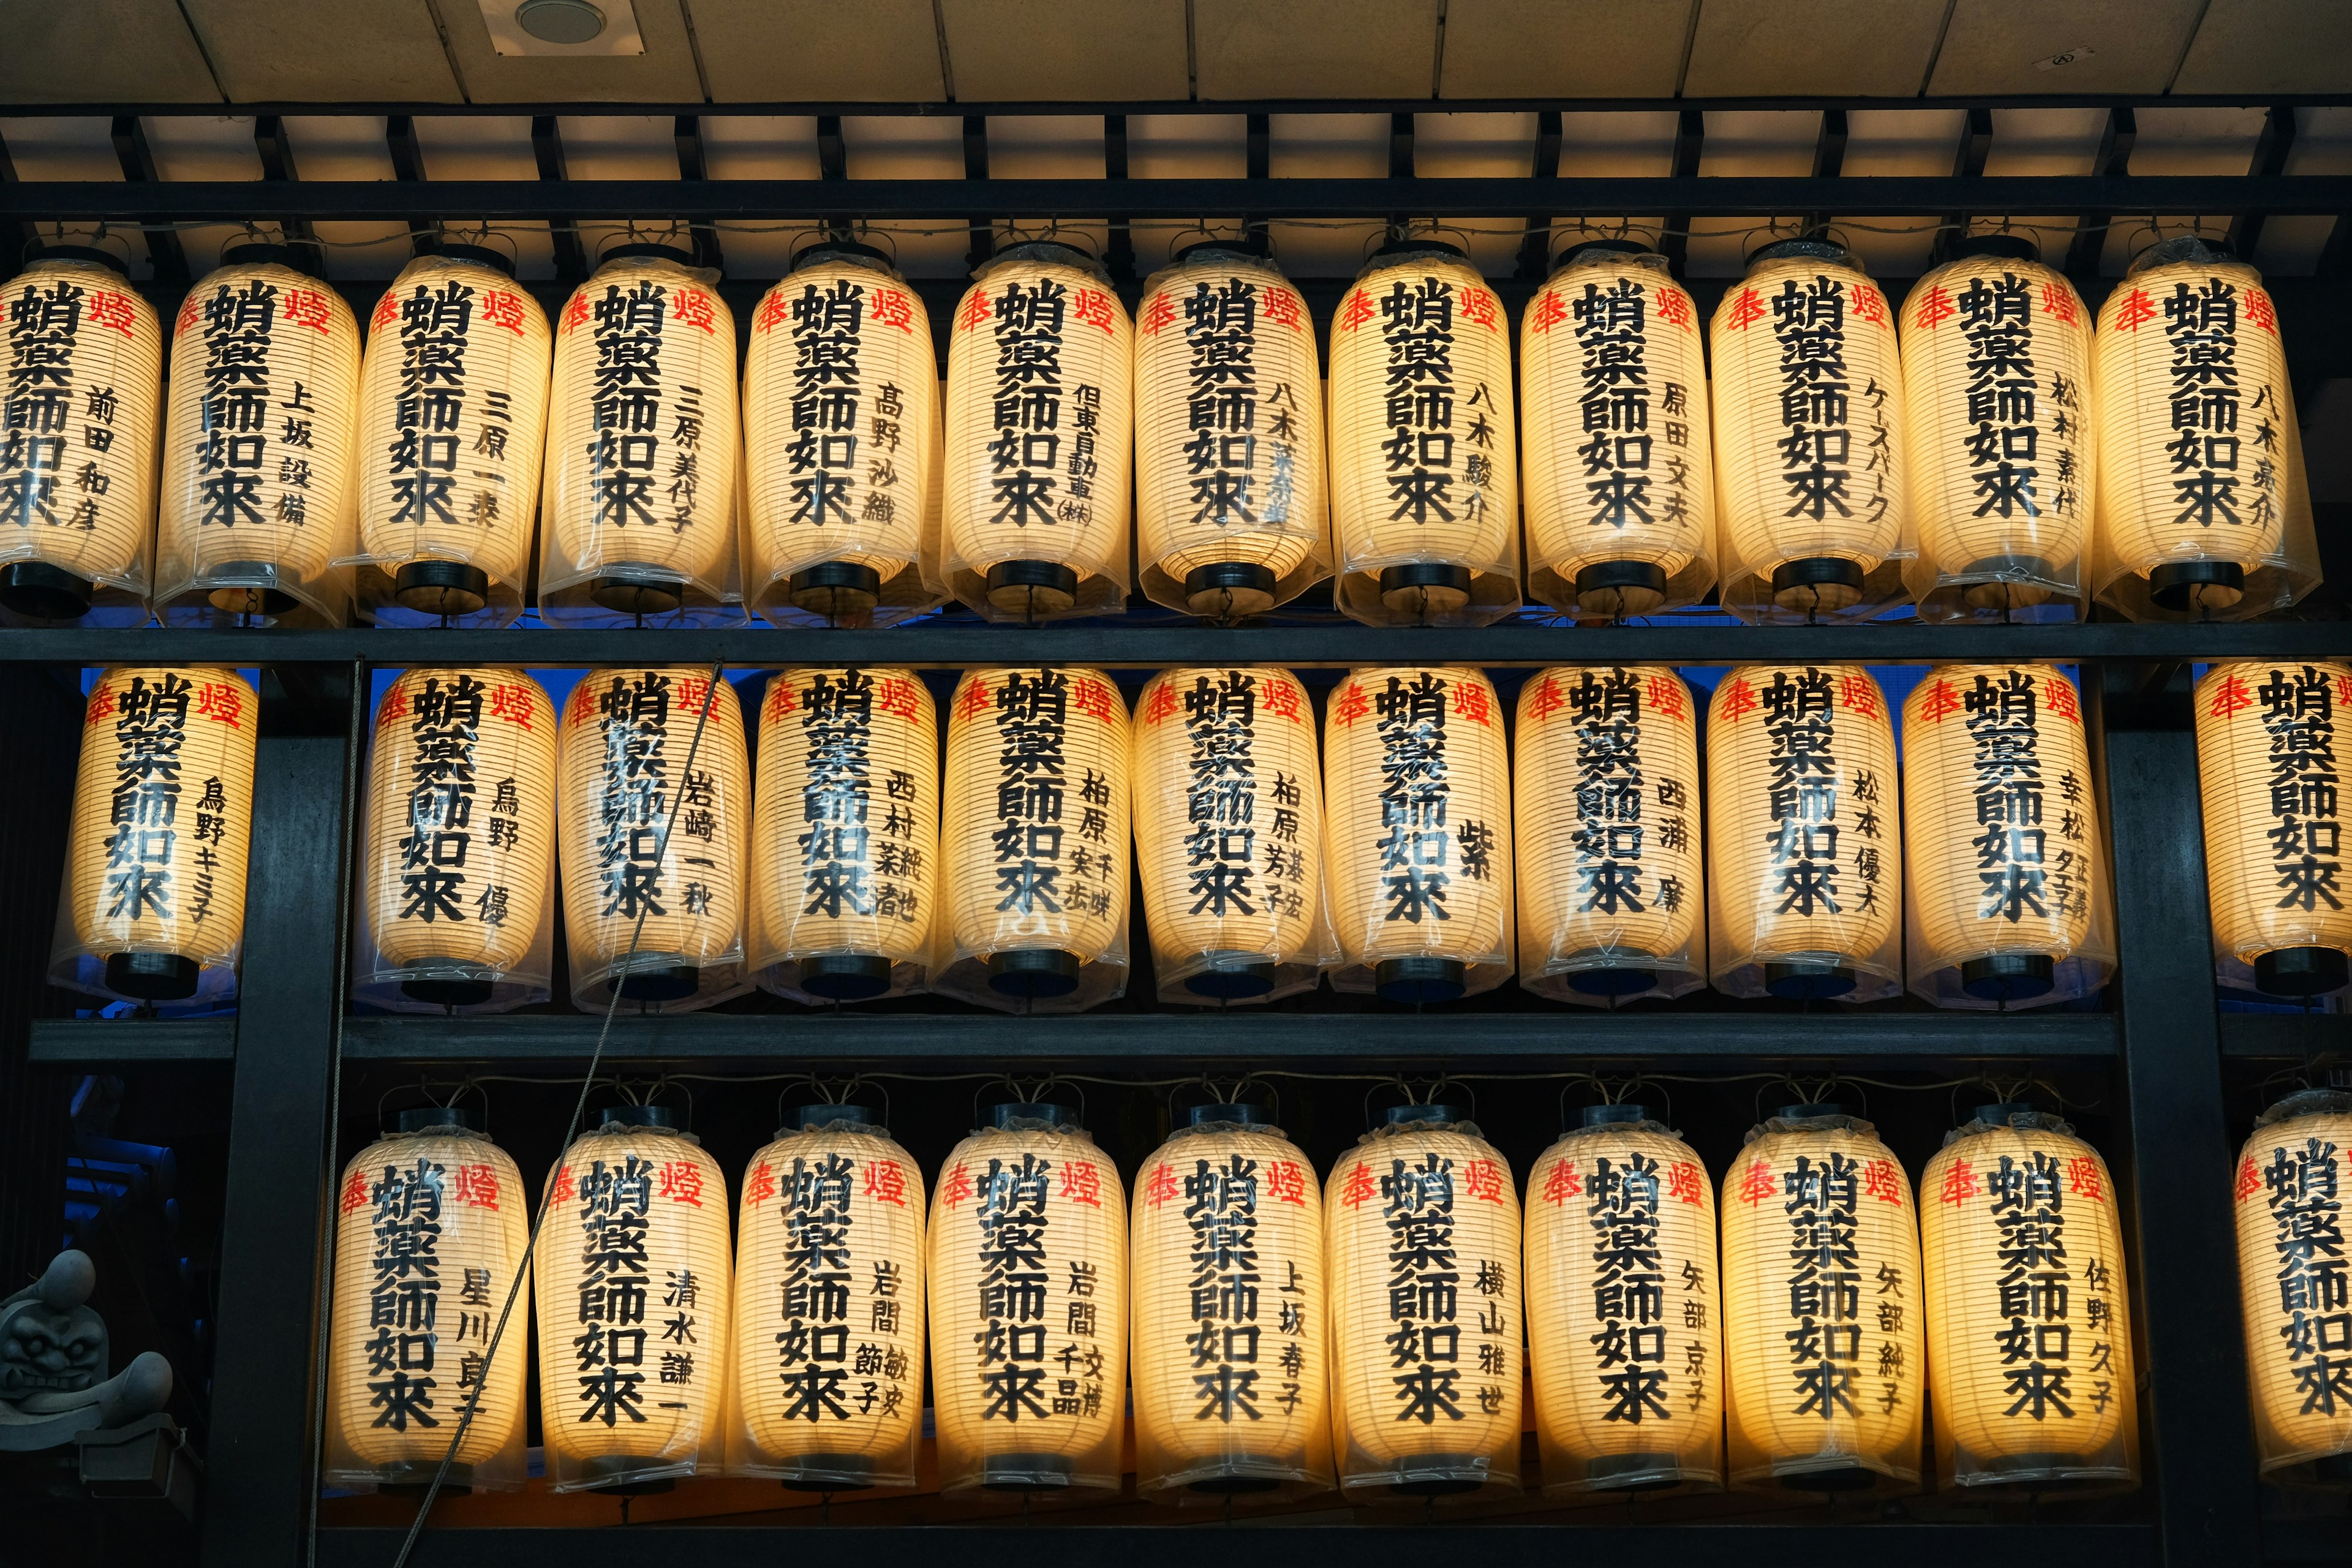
[1682,0,1948,97]
[181,0,462,102]
[1440,0,1695,98]
[1926,0,2203,96]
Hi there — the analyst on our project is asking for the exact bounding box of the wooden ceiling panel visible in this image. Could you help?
[1928,0,2201,95]
[180,0,462,102]
[2173,0,2352,94]
[0,0,219,102]
[687,0,946,102]
[940,0,1188,100]
[1193,0,1439,99]
[1682,0,1948,97]
[1439,0,1694,98]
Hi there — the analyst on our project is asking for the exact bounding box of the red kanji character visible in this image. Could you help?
[1863,1158,1902,1206]
[2043,676,2079,723]
[744,1160,776,1206]
[1666,1161,1704,1206]
[481,290,527,335]
[2208,673,2253,720]
[765,680,800,721]
[1736,1159,1776,1206]
[876,677,920,722]
[1655,287,1692,330]
[1139,292,1179,337]
[1542,1158,1583,1206]
[1939,1158,1981,1206]
[1450,679,1492,727]
[1850,283,1887,326]
[1919,678,1962,724]
[2235,1156,2261,1200]
[195,682,243,728]
[1265,1159,1306,1205]
[1340,1161,1376,1208]
[282,287,333,333]
[864,1158,908,1207]
[871,287,914,333]
[368,291,401,331]
[658,1159,704,1207]
[489,683,536,729]
[1331,682,1370,729]
[1526,674,1565,723]
[1911,284,1956,332]
[1338,289,1374,333]
[1072,676,1117,724]
[2038,279,2079,326]
[175,295,202,334]
[670,287,716,333]
[1262,288,1303,331]
[954,676,992,723]
[2246,288,2278,336]
[548,1164,576,1205]
[568,683,598,726]
[2063,1155,2105,1202]
[1071,287,1115,334]
[1262,679,1303,724]
[1463,1158,1504,1202]
[84,686,115,727]
[941,1160,973,1207]
[560,292,592,334]
[1059,1159,1102,1207]
[1646,674,1686,720]
[1528,290,1569,334]
[1460,287,1499,330]
[2111,287,2157,332]
[454,1163,500,1210]
[339,1169,370,1214]
[1837,673,1879,720]
[376,688,410,729]
[753,289,791,334]
[1724,287,1765,331]
[2337,674,2352,715]
[674,677,712,716]
[1142,681,1180,726]
[1145,1161,1180,1208]
[956,288,993,332]
[1717,676,1758,724]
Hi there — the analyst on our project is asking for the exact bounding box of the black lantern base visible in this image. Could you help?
[980,1452,1076,1491]
[1566,965,1657,998]
[1375,956,1465,1005]
[1183,560,1278,619]
[393,559,491,618]
[1770,555,1865,615]
[2149,559,2245,613]
[984,559,1079,617]
[1386,1454,1485,1498]
[399,960,495,1009]
[1377,562,1472,617]
[2256,946,2350,998]
[775,1453,876,1492]
[1185,959,1278,1000]
[0,561,92,620]
[1975,1450,2090,1485]
[1961,952,2056,1003]
[609,964,699,1003]
[1583,1452,1685,1493]
[801,952,892,1001]
[204,562,300,617]
[2310,1452,2352,1484]
[1958,555,2056,612]
[788,560,883,619]
[589,566,686,617]
[105,951,200,1001]
[1572,559,1669,617]
[1188,1472,1284,1496]
[987,948,1082,999]
[1778,1461,1877,1493]
[375,1460,473,1497]
[1763,960,1857,1001]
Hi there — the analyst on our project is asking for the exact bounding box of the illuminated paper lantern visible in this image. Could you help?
[323,1107,529,1493]
[2091,236,2320,622]
[50,667,255,1009]
[927,1104,1128,1498]
[155,244,361,627]
[1521,241,1715,619]
[940,242,1132,622]
[1897,236,2094,621]
[1706,665,1901,1001]
[1327,241,1520,627]
[744,242,944,628]
[728,1105,927,1490]
[1526,1105,1722,1494]
[1710,238,1913,624]
[1131,666,1335,1004]
[930,666,1131,1012]
[2196,660,2352,998]
[0,247,161,626]
[538,1105,732,1492]
[1322,666,1512,1003]
[1720,1104,1923,1491]
[557,668,750,1012]
[1132,1104,1333,1502]
[1902,665,2115,1008]
[750,666,938,1004]
[1921,1104,2138,1492]
[1515,665,1704,1005]
[2233,1089,2352,1483]
[354,669,557,1014]
[347,248,549,627]
[540,244,743,627]
[1327,1106,1521,1499]
[1134,242,1329,618]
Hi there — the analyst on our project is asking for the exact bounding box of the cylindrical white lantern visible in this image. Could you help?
[2234,1089,2352,1484]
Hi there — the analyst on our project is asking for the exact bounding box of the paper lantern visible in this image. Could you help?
[2233,1089,2352,1483]
[1131,1104,1333,1502]
[1327,241,1520,627]
[927,1104,1128,1498]
[353,669,558,1014]
[1902,665,2115,1009]
[1322,666,1512,1003]
[2196,660,2352,999]
[347,248,550,627]
[1326,1106,1521,1499]
[50,666,255,1009]
[744,242,944,628]
[1131,666,1335,1004]
[1515,665,1704,1005]
[537,1106,732,1493]
[540,244,743,627]
[0,247,161,626]
[557,668,750,1013]
[1719,1105,1923,1491]
[939,242,1132,622]
[2091,236,2320,622]
[750,666,938,1005]
[1706,664,1901,1002]
[930,666,1131,1012]
[155,244,361,627]
[1710,238,1913,624]
[323,1107,530,1493]
[727,1105,927,1490]
[1525,1105,1723,1494]
[1134,242,1330,618]
[1897,237,2094,621]
[1521,241,1716,619]
[1921,1104,2138,1492]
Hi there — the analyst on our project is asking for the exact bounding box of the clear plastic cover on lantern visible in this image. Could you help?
[929,667,1132,1014]
[2090,237,2320,623]
[1898,240,2095,623]
[352,669,559,1015]
[744,244,948,628]
[1521,243,1717,620]
[345,249,551,628]
[50,667,257,1012]
[1719,1107,1923,1491]
[1131,666,1337,1006]
[1131,1107,1334,1502]
[750,667,938,1006]
[1902,665,2116,1010]
[1134,244,1332,619]
[538,246,747,628]
[1921,1107,2139,1493]
[1322,668,1513,1003]
[938,242,1133,623]
[1525,1108,1723,1496]
[323,1109,530,1494]
[0,249,162,628]
[1325,1109,1522,1501]
[538,1108,733,1493]
[2234,1090,2352,1483]
[558,668,752,1013]
[927,1107,1128,1500]
[728,1107,927,1490]
[1706,665,1903,1003]
[1327,242,1521,628]
[154,246,362,628]
[1710,239,1915,625]
[1515,666,1705,1006]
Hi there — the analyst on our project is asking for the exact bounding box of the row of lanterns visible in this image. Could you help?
[51,658,2352,1016]
[0,230,2315,633]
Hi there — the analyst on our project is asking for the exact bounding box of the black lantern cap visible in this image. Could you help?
[1365,237,1468,266]
[601,1104,680,1129]
[1189,1103,1270,1127]
[31,243,130,276]
[1774,1102,1849,1121]
[791,1104,881,1133]
[1386,1104,1461,1127]
[1970,1101,2038,1126]
[397,1106,484,1135]
[1552,238,1655,271]
[791,238,896,271]
[1175,235,1272,264]
[1746,235,1853,269]
[1579,1104,1649,1129]
[992,1102,1079,1131]
[434,243,518,277]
